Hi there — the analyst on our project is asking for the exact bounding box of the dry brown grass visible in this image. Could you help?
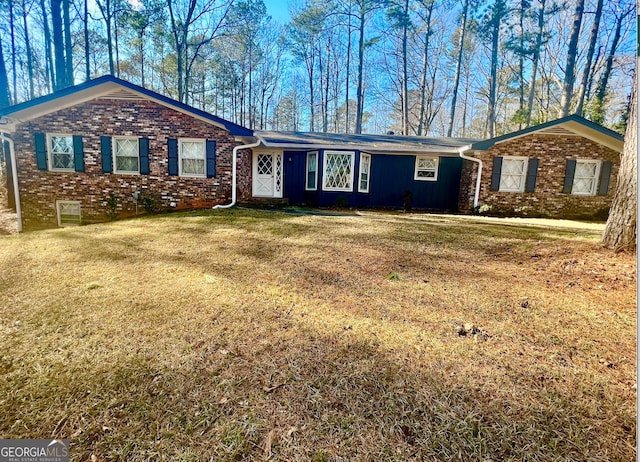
[0,208,635,461]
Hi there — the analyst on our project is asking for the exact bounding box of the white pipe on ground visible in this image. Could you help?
[0,133,21,232]
[213,139,261,210]
[458,147,483,209]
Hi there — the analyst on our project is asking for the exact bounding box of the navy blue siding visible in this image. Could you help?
[282,150,463,211]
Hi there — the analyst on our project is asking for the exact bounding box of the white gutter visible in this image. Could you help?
[255,133,465,155]
[0,133,21,232]
[458,146,482,209]
[213,139,261,209]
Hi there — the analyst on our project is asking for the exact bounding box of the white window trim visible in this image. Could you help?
[46,133,74,172]
[56,200,81,227]
[178,138,207,178]
[322,150,355,192]
[414,156,439,182]
[498,156,529,193]
[305,151,318,191]
[571,159,601,196]
[358,153,371,193]
[113,136,140,175]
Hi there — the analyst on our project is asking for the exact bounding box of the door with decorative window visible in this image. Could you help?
[253,152,283,198]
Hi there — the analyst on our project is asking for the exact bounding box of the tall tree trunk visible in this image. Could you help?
[114,7,120,76]
[84,0,90,80]
[62,0,73,86]
[559,0,584,117]
[400,0,409,135]
[417,0,434,136]
[487,8,501,138]
[602,74,636,251]
[447,0,468,137]
[574,0,603,116]
[9,1,17,103]
[0,35,10,109]
[345,4,352,132]
[517,0,525,127]
[21,0,35,99]
[40,0,53,92]
[355,11,365,134]
[526,0,546,126]
[591,6,632,124]
[51,0,67,90]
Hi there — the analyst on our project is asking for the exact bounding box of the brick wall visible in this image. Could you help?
[13,98,251,229]
[458,134,620,218]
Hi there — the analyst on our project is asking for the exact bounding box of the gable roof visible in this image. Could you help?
[468,115,624,152]
[0,75,253,136]
[256,131,481,154]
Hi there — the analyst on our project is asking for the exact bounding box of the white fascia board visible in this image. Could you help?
[255,136,463,155]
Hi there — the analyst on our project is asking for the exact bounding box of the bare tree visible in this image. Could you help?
[558,0,584,117]
[574,0,603,116]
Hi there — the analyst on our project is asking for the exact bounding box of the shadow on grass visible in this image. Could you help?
[0,320,634,461]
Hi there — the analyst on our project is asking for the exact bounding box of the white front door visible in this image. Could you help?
[253,152,283,198]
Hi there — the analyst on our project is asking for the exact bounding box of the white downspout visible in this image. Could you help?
[213,139,261,209]
[0,133,21,232]
[458,147,482,209]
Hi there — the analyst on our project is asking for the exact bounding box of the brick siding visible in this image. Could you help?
[458,134,620,218]
[13,98,250,229]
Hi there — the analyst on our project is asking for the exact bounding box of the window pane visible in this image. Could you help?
[50,136,74,170]
[572,161,598,195]
[116,155,139,172]
[324,153,353,189]
[115,139,139,172]
[182,158,205,175]
[52,152,73,169]
[257,154,273,175]
[181,141,205,159]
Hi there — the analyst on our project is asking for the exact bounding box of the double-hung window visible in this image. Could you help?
[48,134,74,171]
[358,153,371,193]
[179,139,206,178]
[414,156,438,181]
[114,137,140,174]
[323,151,355,191]
[306,151,318,190]
[499,157,528,192]
[571,160,600,196]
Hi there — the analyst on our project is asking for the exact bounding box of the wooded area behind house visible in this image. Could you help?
[0,0,635,137]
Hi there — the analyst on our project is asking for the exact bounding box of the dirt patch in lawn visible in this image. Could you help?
[0,209,635,461]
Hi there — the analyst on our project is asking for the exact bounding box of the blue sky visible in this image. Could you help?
[262,0,291,23]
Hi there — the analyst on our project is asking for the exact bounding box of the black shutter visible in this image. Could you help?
[168,138,178,176]
[597,161,613,196]
[562,159,577,193]
[73,135,84,172]
[139,137,150,175]
[101,136,112,173]
[490,157,503,191]
[525,158,538,193]
[34,133,47,170]
[206,139,217,178]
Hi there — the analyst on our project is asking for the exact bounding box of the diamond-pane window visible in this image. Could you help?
[49,135,74,171]
[414,156,438,181]
[323,151,354,191]
[257,154,273,175]
[499,157,527,192]
[114,138,139,173]
[571,160,600,195]
[180,140,205,177]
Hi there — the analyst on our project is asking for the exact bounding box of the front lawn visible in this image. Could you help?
[0,209,635,461]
